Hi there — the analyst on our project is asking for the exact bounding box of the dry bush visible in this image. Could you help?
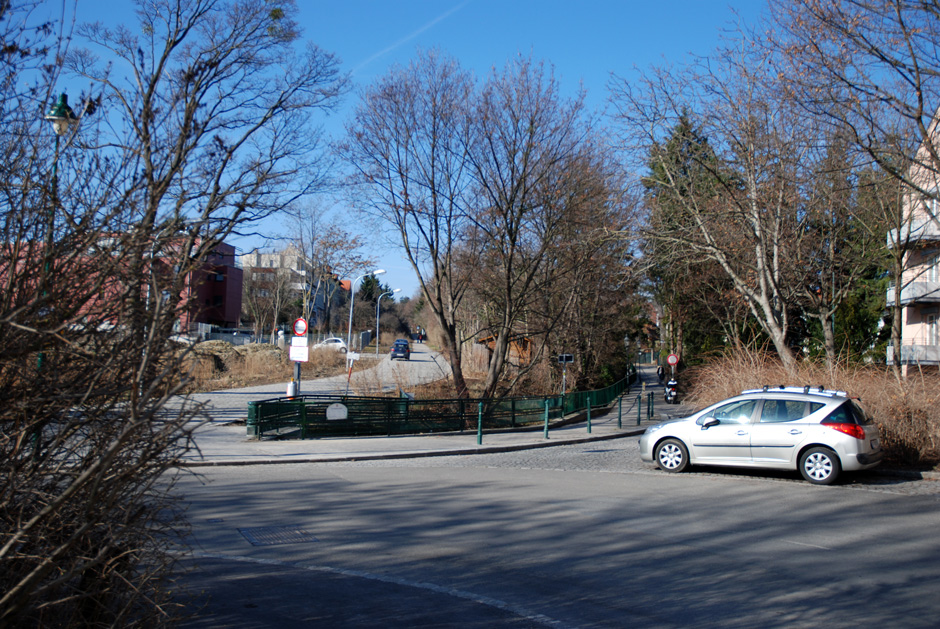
[511,360,555,396]
[348,356,388,396]
[683,349,940,467]
[182,342,354,392]
[855,370,940,466]
[411,377,459,399]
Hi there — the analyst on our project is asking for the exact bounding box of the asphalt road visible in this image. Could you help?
[172,436,940,628]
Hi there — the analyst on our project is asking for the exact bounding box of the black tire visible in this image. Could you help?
[799,447,841,485]
[655,438,690,473]
[340,348,347,354]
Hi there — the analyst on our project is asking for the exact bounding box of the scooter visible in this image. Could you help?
[664,379,678,404]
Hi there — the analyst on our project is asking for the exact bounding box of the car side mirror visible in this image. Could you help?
[700,417,720,429]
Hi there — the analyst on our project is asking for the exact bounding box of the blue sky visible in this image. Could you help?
[68,0,767,298]
[301,1,767,297]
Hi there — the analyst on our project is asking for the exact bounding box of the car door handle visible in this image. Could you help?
[737,430,748,436]
[789,429,802,435]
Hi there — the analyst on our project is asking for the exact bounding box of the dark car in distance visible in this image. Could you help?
[390,339,411,360]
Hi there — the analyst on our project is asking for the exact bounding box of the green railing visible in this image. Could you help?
[247,368,637,440]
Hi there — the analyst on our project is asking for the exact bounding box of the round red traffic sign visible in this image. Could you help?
[666,353,679,366]
[292,318,308,336]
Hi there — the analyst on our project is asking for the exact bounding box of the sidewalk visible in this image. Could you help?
[180,364,682,467]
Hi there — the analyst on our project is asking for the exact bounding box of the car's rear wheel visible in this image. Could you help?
[799,447,841,485]
[340,347,347,354]
[655,438,690,473]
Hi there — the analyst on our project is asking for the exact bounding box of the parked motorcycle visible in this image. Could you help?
[664,379,678,404]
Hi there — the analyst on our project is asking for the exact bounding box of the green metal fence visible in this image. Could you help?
[247,368,637,440]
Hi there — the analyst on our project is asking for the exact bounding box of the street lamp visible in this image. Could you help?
[345,268,385,352]
[38,94,79,371]
[375,288,401,355]
[44,93,78,136]
[43,93,78,273]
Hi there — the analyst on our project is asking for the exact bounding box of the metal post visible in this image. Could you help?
[477,402,483,445]
[648,392,654,420]
[37,134,60,373]
[618,395,622,429]
[543,398,550,439]
[587,393,592,434]
[637,394,641,425]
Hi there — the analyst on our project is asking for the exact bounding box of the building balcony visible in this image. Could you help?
[886,343,940,365]
[886,281,940,307]
[887,219,940,248]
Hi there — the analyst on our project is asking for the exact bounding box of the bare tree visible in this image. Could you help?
[465,58,623,397]
[0,1,346,624]
[611,41,811,376]
[340,49,478,397]
[287,204,375,334]
[241,264,296,339]
[769,0,940,374]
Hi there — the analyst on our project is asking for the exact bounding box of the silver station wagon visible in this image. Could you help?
[639,386,883,484]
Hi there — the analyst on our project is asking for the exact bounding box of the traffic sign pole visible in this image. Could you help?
[289,318,308,397]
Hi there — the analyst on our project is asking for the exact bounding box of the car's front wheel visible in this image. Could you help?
[655,438,690,473]
[799,447,841,485]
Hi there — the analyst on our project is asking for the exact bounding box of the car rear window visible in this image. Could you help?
[823,400,872,425]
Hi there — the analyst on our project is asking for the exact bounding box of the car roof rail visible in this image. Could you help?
[740,385,848,398]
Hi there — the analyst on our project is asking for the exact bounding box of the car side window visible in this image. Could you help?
[709,400,758,424]
[759,399,807,423]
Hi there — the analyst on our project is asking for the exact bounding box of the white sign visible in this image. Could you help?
[292,317,308,336]
[326,403,348,420]
[291,336,308,347]
[346,352,360,361]
[667,353,679,366]
[289,345,309,362]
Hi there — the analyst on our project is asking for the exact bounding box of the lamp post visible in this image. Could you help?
[375,288,401,355]
[42,93,78,279]
[38,94,78,371]
[345,268,385,352]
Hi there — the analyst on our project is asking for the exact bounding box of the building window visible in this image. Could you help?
[928,254,940,283]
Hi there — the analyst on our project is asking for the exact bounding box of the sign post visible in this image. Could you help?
[288,318,308,397]
[557,354,574,394]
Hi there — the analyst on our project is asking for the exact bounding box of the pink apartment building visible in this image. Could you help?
[887,126,940,370]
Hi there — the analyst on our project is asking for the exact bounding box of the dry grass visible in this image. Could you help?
[683,349,940,467]
[181,341,351,392]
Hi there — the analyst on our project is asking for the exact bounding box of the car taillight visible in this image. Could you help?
[823,422,865,440]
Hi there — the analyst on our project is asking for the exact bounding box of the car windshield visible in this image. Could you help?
[705,399,758,424]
